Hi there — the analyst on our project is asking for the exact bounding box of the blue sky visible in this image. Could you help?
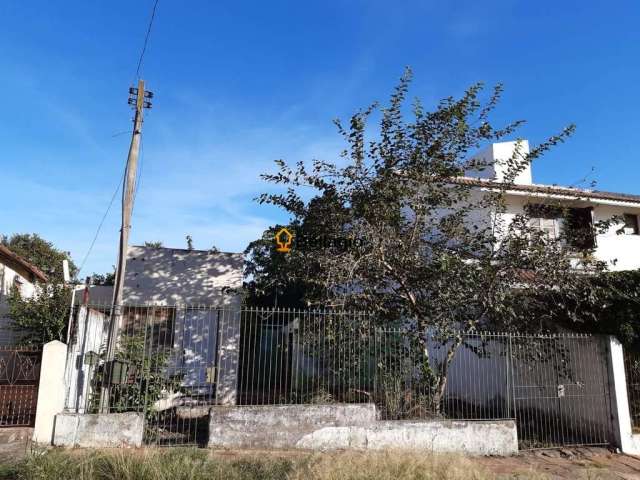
[1,1,639,277]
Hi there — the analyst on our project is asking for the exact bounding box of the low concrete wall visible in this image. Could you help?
[296,420,517,456]
[53,412,144,448]
[208,404,517,455]
[209,404,377,449]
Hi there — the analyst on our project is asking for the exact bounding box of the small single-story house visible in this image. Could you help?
[0,245,48,345]
[65,245,244,412]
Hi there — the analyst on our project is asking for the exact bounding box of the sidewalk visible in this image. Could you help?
[475,448,640,480]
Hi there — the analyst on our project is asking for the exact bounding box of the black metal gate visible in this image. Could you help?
[509,334,614,449]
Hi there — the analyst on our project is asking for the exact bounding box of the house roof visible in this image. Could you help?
[0,244,48,283]
[122,245,243,305]
[450,176,640,205]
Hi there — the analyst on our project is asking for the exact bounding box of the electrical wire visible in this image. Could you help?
[76,167,126,278]
[78,1,159,277]
[135,0,160,79]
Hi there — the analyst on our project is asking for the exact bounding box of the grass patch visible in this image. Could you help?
[0,448,545,480]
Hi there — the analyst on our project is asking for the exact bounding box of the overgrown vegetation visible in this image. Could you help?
[1,233,76,283]
[561,269,640,347]
[7,283,71,345]
[246,69,615,413]
[0,448,548,480]
[86,327,182,441]
[2,233,75,345]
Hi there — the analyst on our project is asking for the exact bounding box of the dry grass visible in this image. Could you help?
[0,448,550,480]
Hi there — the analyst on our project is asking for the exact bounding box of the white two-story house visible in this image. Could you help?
[460,140,640,271]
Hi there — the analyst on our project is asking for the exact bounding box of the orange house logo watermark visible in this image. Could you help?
[275,228,293,252]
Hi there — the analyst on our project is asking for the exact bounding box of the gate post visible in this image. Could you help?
[32,341,68,445]
[604,335,640,454]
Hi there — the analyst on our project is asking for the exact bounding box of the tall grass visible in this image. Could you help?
[0,448,544,480]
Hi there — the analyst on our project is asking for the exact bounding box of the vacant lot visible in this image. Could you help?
[0,447,638,480]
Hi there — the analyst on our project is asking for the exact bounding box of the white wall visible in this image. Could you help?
[466,140,532,185]
[494,195,640,271]
[592,204,640,271]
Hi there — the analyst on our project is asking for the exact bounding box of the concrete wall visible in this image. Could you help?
[209,404,377,449]
[53,412,144,448]
[295,420,517,455]
[208,404,517,455]
[33,341,68,444]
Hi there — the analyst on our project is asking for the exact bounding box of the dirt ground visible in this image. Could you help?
[475,448,640,480]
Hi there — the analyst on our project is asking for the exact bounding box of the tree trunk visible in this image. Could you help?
[430,336,462,415]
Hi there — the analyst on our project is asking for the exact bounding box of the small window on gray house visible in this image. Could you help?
[623,213,640,235]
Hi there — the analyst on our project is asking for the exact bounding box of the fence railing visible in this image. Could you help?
[0,345,42,427]
[63,303,613,448]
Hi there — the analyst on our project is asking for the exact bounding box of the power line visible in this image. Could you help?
[77,168,126,278]
[135,0,160,78]
[79,2,158,277]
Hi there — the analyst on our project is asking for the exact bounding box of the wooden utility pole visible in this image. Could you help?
[100,79,153,412]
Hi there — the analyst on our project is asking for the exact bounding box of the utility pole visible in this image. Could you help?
[99,80,153,412]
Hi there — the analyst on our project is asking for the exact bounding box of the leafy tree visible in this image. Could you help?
[1,233,77,283]
[244,191,347,307]
[255,69,612,412]
[91,272,115,286]
[7,284,71,345]
[547,269,640,348]
[2,233,76,344]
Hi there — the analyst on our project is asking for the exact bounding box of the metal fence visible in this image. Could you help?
[64,303,614,449]
[0,346,42,427]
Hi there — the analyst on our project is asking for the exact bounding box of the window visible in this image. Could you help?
[623,213,640,235]
[13,275,24,296]
[527,204,595,249]
[564,207,596,249]
[529,217,560,239]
